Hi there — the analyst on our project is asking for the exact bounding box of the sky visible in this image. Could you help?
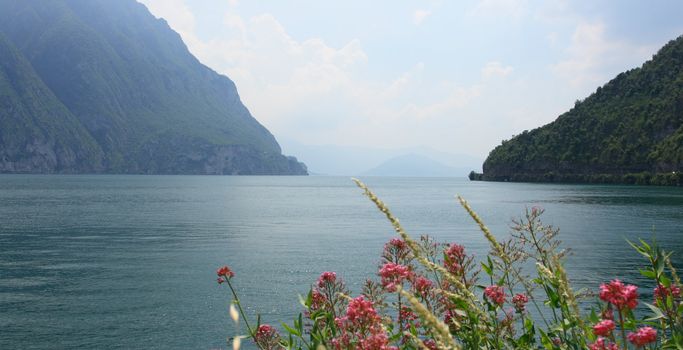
[137,0,683,165]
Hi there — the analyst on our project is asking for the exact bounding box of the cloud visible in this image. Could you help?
[139,0,196,39]
[551,22,655,89]
[413,9,431,25]
[137,0,525,156]
[468,0,528,19]
[481,61,513,79]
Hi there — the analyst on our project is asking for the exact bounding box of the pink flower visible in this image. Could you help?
[484,285,506,306]
[310,289,327,311]
[399,306,419,330]
[444,244,466,275]
[588,337,618,350]
[331,296,397,350]
[654,283,681,302]
[345,296,381,326]
[256,324,275,338]
[413,276,433,297]
[445,244,465,260]
[512,293,529,312]
[357,332,397,350]
[217,277,225,284]
[318,271,337,288]
[601,308,614,320]
[593,319,615,337]
[422,339,438,350]
[387,238,407,251]
[628,327,657,347]
[599,279,638,310]
[255,324,280,348]
[383,238,410,264]
[216,266,235,278]
[379,263,412,292]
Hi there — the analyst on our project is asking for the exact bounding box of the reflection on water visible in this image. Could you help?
[0,175,681,349]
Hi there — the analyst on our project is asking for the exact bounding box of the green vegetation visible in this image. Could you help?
[0,0,306,174]
[481,35,683,186]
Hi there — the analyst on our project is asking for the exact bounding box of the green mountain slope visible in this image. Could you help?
[481,35,683,185]
[0,33,103,173]
[0,0,307,174]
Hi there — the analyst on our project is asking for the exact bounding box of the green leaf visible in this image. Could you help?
[282,322,301,337]
[643,302,665,321]
[481,261,493,276]
[640,269,656,279]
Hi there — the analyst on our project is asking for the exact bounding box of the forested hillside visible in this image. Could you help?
[480,35,683,185]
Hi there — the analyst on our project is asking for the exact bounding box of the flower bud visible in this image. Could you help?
[229,304,239,323]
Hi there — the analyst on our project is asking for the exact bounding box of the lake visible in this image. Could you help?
[1,175,682,349]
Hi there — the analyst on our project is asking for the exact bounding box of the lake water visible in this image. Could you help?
[1,175,682,349]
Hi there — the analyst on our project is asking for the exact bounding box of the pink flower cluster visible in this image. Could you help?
[592,319,615,337]
[379,263,412,292]
[599,279,638,310]
[484,285,506,306]
[331,296,397,350]
[216,265,235,284]
[627,326,657,347]
[254,324,280,349]
[588,338,618,350]
[654,283,681,302]
[318,271,337,288]
[386,238,407,251]
[444,243,466,275]
[256,324,275,339]
[413,276,433,297]
[383,238,410,263]
[511,293,528,312]
[310,289,327,311]
[399,306,419,330]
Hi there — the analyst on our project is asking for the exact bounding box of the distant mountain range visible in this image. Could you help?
[360,154,470,177]
[478,35,683,186]
[279,140,481,176]
[0,0,306,174]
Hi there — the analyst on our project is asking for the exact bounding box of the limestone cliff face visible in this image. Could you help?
[481,35,683,185]
[0,0,307,175]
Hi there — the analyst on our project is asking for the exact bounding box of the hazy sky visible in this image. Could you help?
[138,0,683,160]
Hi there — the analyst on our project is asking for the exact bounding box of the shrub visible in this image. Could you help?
[216,179,682,349]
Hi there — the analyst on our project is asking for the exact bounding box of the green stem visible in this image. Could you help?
[397,292,403,334]
[225,279,265,350]
[618,308,628,350]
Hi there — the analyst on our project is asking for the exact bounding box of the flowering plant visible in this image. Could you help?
[217,179,682,350]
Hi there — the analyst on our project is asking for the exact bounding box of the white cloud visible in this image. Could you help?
[136,0,533,156]
[139,0,196,39]
[413,9,431,25]
[468,0,528,19]
[481,61,513,79]
[551,22,655,89]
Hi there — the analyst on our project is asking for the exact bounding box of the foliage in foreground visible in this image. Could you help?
[217,179,682,350]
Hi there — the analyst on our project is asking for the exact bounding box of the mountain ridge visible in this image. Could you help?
[0,0,307,175]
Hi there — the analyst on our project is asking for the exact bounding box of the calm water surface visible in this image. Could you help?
[1,175,682,349]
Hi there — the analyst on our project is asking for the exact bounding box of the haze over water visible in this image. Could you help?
[1,175,682,349]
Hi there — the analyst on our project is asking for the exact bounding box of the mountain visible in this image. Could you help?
[479,35,683,185]
[279,139,481,175]
[0,0,306,175]
[360,154,469,177]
